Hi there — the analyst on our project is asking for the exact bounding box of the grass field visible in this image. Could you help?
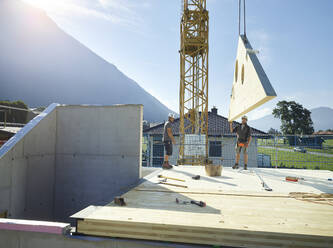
[258,147,333,171]
[258,137,333,155]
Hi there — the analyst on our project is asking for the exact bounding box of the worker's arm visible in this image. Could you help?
[167,128,176,144]
[246,127,252,147]
[246,136,252,147]
[229,122,233,133]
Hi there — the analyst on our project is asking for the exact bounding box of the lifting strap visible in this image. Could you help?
[238,0,246,36]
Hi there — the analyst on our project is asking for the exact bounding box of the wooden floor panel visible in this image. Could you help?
[72,167,333,247]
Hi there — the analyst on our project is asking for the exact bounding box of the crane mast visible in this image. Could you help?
[179,0,209,165]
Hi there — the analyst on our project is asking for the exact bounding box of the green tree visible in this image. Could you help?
[268,128,280,135]
[272,101,314,135]
[0,100,29,124]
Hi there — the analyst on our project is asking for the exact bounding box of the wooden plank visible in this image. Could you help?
[71,167,333,247]
[74,195,333,235]
[77,219,333,248]
[73,193,333,246]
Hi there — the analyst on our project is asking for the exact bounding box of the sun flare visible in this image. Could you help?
[22,0,72,14]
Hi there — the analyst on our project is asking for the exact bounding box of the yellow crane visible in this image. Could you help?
[178,0,209,165]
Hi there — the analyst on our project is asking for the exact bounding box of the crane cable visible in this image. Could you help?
[238,0,246,36]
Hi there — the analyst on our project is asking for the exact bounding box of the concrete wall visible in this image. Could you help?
[0,104,57,220]
[0,230,202,248]
[54,105,143,221]
[0,104,143,222]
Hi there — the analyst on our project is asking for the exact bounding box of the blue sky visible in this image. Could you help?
[23,0,333,120]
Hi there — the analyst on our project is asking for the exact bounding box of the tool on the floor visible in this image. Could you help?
[286,176,298,182]
[114,197,126,206]
[192,175,200,180]
[176,198,189,204]
[190,200,206,207]
[176,198,206,207]
[255,171,272,191]
[158,179,188,188]
[158,175,185,182]
[285,176,305,182]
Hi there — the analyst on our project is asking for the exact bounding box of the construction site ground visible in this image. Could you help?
[72,166,333,248]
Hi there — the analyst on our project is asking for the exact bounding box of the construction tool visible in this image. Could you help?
[158,175,185,182]
[255,171,272,191]
[114,197,126,206]
[176,198,206,207]
[286,176,298,182]
[190,200,206,207]
[192,175,200,180]
[176,198,189,205]
[158,179,188,188]
[285,176,305,182]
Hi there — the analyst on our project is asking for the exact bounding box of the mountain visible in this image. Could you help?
[250,114,280,132]
[309,107,333,131]
[250,107,333,133]
[0,0,173,122]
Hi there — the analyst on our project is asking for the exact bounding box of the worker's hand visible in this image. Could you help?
[245,142,249,148]
[172,139,176,145]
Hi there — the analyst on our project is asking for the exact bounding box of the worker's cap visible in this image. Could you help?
[168,113,175,119]
[241,115,248,120]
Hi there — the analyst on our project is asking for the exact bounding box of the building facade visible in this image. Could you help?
[143,108,267,168]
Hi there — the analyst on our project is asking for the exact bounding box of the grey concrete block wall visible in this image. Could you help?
[54,105,143,221]
[10,142,27,218]
[24,109,57,219]
[56,106,142,157]
[0,106,57,219]
[0,150,13,215]
[0,229,201,248]
[0,104,143,222]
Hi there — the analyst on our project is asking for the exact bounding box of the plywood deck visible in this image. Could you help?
[72,167,333,247]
